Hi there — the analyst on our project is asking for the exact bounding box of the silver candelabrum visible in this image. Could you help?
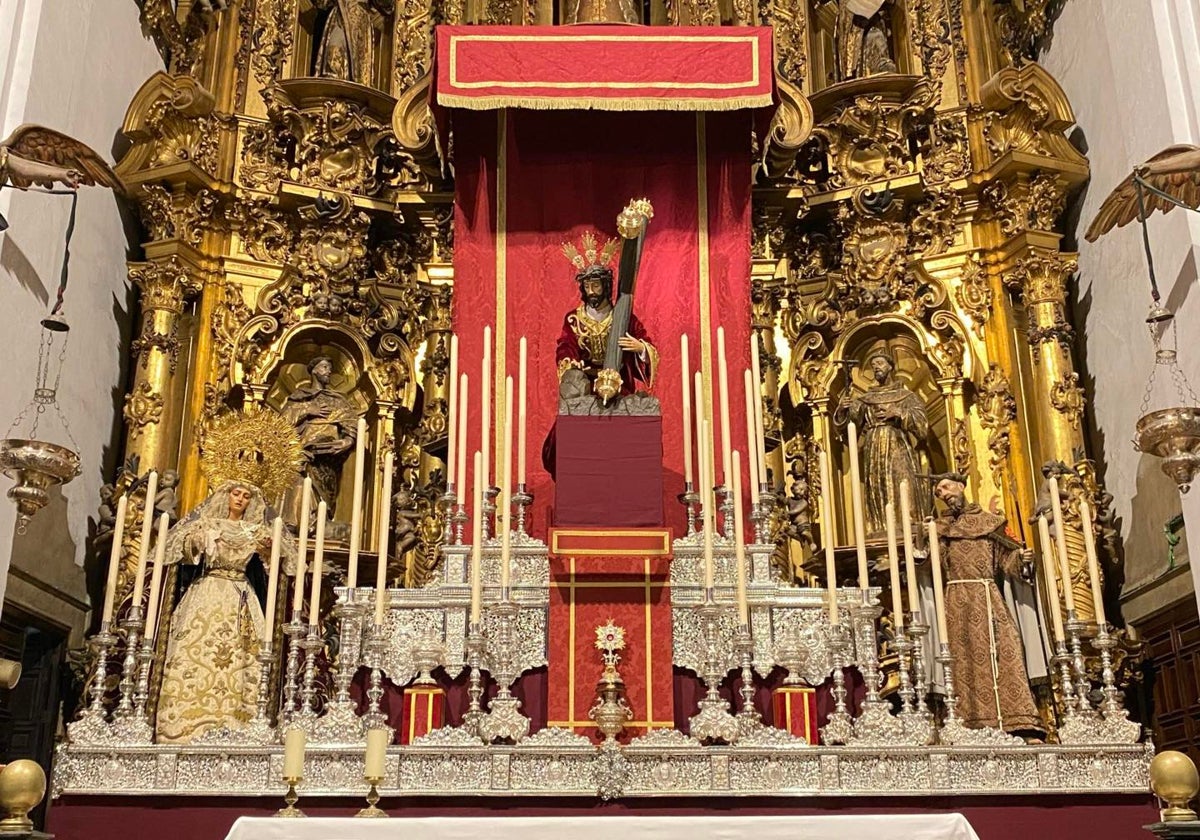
[687,594,739,744]
[282,614,307,725]
[441,486,458,544]
[482,486,499,541]
[512,483,533,536]
[242,644,278,744]
[478,594,529,743]
[751,482,774,545]
[1091,625,1141,742]
[363,623,389,730]
[820,619,853,746]
[110,604,153,743]
[311,595,366,743]
[733,623,763,735]
[464,621,486,736]
[67,622,118,743]
[678,482,699,537]
[847,598,908,745]
[1058,619,1141,745]
[296,623,323,725]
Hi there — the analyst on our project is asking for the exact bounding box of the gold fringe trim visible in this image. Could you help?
[437,92,773,112]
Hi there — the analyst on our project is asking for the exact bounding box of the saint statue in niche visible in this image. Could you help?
[279,355,364,515]
[834,339,931,536]
[155,481,297,743]
[834,0,898,82]
[312,0,392,86]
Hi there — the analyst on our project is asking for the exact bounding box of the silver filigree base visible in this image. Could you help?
[478,696,530,744]
[689,696,741,744]
[939,718,1025,746]
[1058,713,1141,745]
[848,702,910,746]
[66,710,114,746]
[109,714,154,745]
[308,701,366,745]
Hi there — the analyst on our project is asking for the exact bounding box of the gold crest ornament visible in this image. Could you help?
[561,230,620,275]
[616,198,654,239]
[199,410,305,503]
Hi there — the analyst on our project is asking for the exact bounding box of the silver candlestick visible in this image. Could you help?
[717,484,735,540]
[482,486,499,541]
[478,594,529,743]
[452,503,469,546]
[242,645,278,744]
[363,624,389,730]
[67,622,118,743]
[512,483,533,536]
[892,631,932,744]
[753,482,774,545]
[733,623,762,734]
[820,619,853,745]
[440,487,457,543]
[312,595,366,743]
[678,482,699,537]
[906,614,932,721]
[688,594,739,743]
[1091,626,1141,742]
[131,635,156,724]
[114,604,145,719]
[464,621,485,736]
[296,624,322,722]
[848,599,908,745]
[282,614,307,724]
[1066,613,1098,717]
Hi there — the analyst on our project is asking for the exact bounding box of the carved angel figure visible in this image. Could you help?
[0,124,122,192]
[1086,145,1200,241]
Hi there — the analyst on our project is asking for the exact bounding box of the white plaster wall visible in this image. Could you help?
[1041,0,1200,614]
[0,0,162,607]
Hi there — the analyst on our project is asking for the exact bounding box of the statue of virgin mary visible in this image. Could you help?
[154,481,296,744]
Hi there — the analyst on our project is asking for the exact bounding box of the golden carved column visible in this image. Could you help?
[124,256,203,476]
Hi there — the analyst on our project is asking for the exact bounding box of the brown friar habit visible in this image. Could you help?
[936,505,1044,734]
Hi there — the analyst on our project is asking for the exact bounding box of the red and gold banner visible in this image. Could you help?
[435,26,774,111]
[547,528,674,738]
[400,685,447,744]
[772,685,817,744]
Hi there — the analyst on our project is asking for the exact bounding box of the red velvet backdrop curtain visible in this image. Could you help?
[452,108,754,538]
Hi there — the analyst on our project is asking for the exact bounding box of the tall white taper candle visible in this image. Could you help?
[144,513,170,638]
[346,418,368,590]
[518,336,528,486]
[1047,476,1075,614]
[447,334,459,494]
[680,334,693,486]
[819,450,839,623]
[291,477,312,615]
[927,518,949,641]
[470,451,483,624]
[885,502,904,632]
[100,494,129,625]
[374,450,395,627]
[743,370,760,506]
[500,376,514,592]
[717,327,733,486]
[308,502,328,627]
[263,516,283,644]
[847,422,869,590]
[131,470,159,611]
[732,450,748,624]
[455,374,469,501]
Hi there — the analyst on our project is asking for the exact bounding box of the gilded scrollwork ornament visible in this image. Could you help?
[978,364,1016,484]
[130,316,181,374]
[954,254,991,341]
[1050,372,1086,429]
[123,383,165,440]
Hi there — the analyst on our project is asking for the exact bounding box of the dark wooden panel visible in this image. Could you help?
[1138,600,1200,765]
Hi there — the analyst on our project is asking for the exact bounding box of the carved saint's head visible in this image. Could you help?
[577,264,613,309]
[863,340,896,385]
[934,477,967,514]
[227,484,254,519]
[308,355,335,386]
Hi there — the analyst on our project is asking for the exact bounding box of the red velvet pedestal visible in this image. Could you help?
[399,685,447,744]
[772,686,818,744]
[555,415,663,527]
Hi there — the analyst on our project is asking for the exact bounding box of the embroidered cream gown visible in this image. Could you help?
[155,517,269,743]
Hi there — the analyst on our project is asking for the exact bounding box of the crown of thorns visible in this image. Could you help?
[561,230,619,276]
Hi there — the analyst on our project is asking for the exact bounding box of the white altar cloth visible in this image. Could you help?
[226,813,981,840]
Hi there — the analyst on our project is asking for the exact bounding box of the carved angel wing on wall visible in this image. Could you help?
[1086,144,1200,241]
[0,124,123,192]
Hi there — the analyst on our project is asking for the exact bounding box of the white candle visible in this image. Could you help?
[308,502,327,627]
[693,371,705,501]
[743,370,760,506]
[750,334,767,485]
[1079,499,1106,626]
[374,451,394,628]
[282,728,306,779]
[481,325,492,495]
[701,418,715,593]
[455,374,469,501]
[291,477,312,615]
[347,418,368,591]
[263,516,283,645]
[885,502,904,632]
[518,336,528,487]
[101,494,129,625]
[717,327,733,486]
[470,450,483,624]
[732,450,748,624]
[500,377,514,592]
[1047,476,1075,614]
[447,333,459,494]
[144,513,169,638]
[364,727,389,779]
[132,471,159,612]
[900,479,918,616]
[681,334,694,486]
[1037,515,1065,641]
[819,450,839,623]
[847,421,869,590]
[927,518,949,641]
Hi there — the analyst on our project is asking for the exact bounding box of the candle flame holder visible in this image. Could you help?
[275,776,305,818]
[355,776,388,818]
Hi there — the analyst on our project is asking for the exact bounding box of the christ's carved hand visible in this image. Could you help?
[618,333,646,355]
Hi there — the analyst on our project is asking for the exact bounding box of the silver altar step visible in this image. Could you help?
[53,732,1151,800]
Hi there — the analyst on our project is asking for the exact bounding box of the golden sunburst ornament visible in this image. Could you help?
[199,410,304,504]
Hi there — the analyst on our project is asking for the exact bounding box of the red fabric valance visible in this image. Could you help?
[434,25,774,111]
